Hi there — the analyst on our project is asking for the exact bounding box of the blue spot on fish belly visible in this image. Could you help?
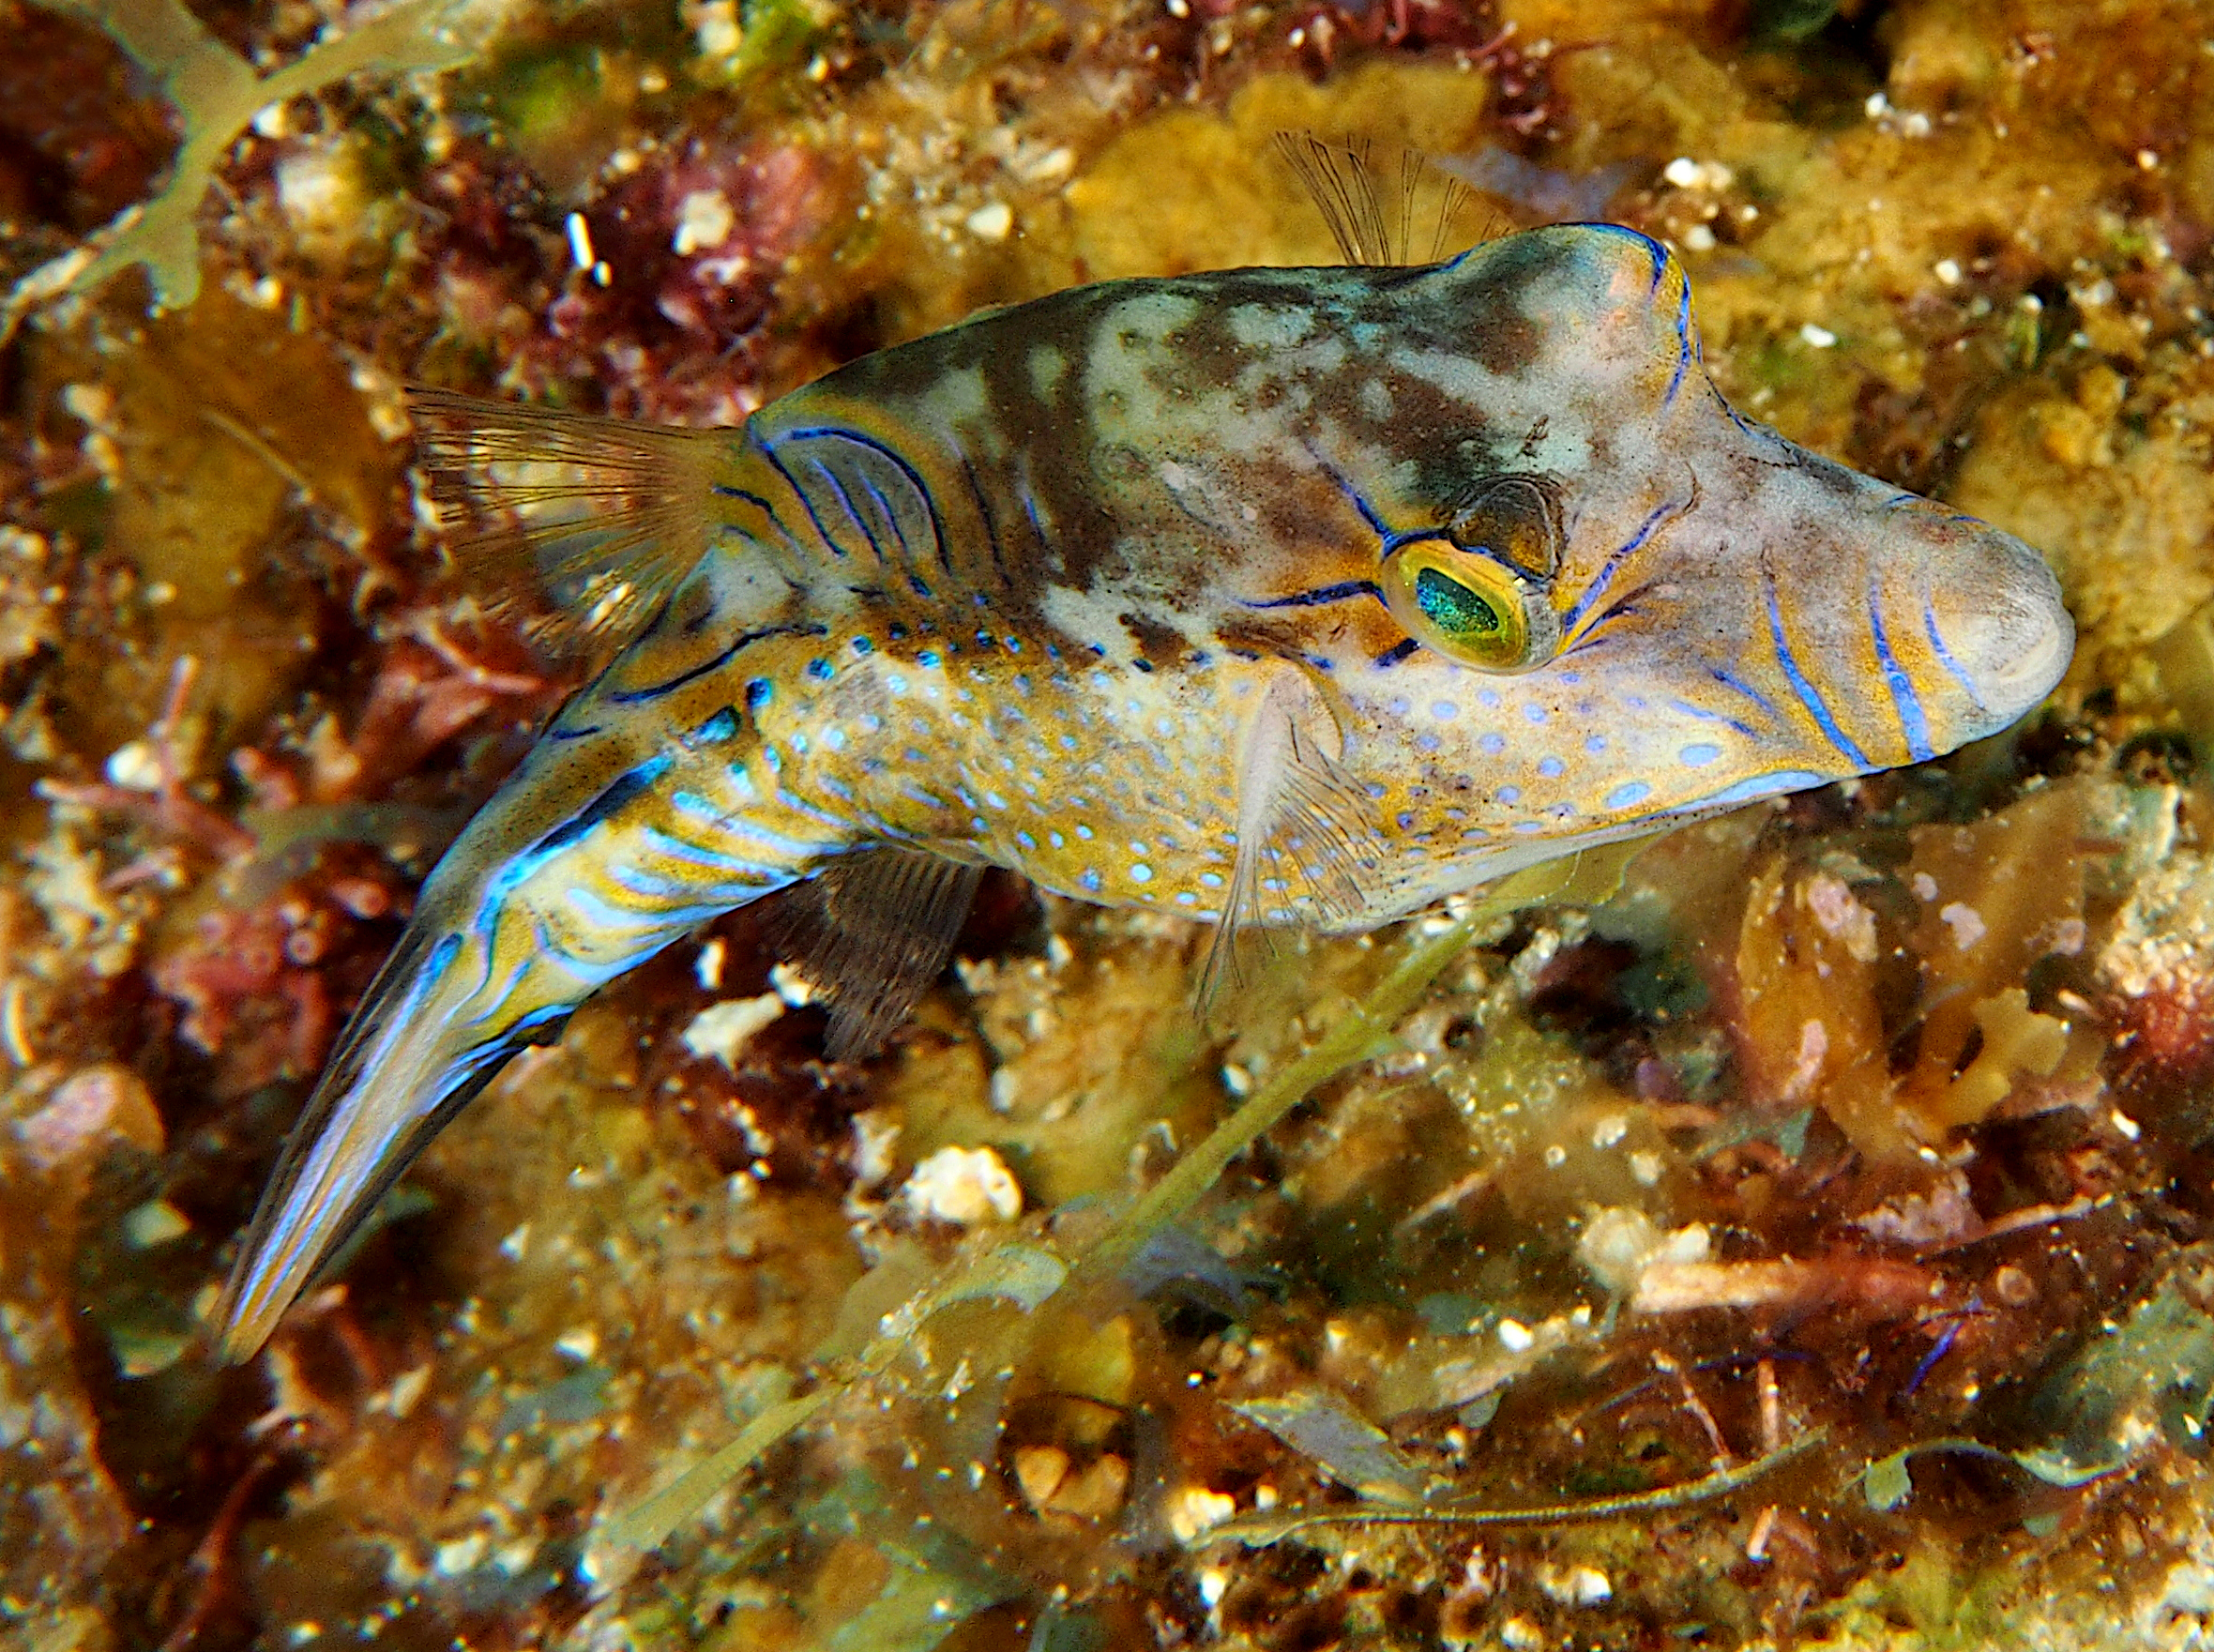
[1605,781,1653,810]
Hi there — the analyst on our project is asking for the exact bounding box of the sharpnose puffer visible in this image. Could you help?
[218,223,2072,1356]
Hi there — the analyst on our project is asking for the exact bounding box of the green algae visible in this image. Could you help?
[4,0,473,341]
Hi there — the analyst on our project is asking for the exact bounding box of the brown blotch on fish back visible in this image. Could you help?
[1439,234,1580,379]
[1120,612,1190,669]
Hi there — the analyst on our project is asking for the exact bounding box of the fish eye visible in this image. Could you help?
[1380,538,1561,674]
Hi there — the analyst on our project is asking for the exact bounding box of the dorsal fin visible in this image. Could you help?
[1197,669,1388,1010]
[770,846,984,1060]
[408,387,723,663]
[1274,132,1477,267]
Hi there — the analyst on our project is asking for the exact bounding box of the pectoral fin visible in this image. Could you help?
[1198,668,1387,1010]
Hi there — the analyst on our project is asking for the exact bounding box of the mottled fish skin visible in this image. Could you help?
[219,225,2072,1356]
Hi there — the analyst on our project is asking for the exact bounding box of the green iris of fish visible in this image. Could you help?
[1416,568,1502,638]
[216,209,2073,1360]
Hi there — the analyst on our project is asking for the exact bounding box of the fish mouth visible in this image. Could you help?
[1918,531,2074,730]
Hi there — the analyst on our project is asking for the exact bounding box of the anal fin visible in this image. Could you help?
[772,846,984,1060]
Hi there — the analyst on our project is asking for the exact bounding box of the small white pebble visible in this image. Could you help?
[104,740,162,792]
[1799,322,1839,349]
[384,1364,432,1418]
[768,962,817,1007]
[565,211,596,272]
[965,201,1013,242]
[1221,1062,1252,1098]
[902,1144,1022,1226]
[849,1109,901,1186]
[1912,871,1939,901]
[1630,1150,1664,1187]
[1165,1485,1236,1541]
[1864,90,1891,118]
[554,1327,599,1363]
[497,1221,531,1261]
[1591,1113,1629,1149]
[680,993,784,1068]
[1938,902,1987,949]
[433,1533,488,1576]
[1681,222,1716,252]
[1540,1565,1613,1606]
[694,937,726,991]
[1662,156,1702,188]
[1501,1616,1544,1650]
[1197,1568,1229,1608]
[1933,258,1962,286]
[1496,1317,1535,1353]
[2112,1109,2142,1142]
[672,188,735,256]
[123,1199,190,1249]
[2139,148,2161,171]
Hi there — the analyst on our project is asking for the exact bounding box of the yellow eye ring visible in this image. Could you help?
[1380,538,1562,674]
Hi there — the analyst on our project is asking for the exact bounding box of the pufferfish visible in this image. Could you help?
[216,217,2072,1359]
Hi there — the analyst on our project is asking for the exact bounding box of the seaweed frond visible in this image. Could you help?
[3,0,477,343]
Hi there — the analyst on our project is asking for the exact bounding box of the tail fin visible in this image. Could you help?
[213,887,567,1360]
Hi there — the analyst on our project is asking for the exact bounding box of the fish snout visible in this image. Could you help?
[1890,513,2072,747]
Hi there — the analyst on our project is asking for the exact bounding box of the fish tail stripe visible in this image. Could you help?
[806,455,886,566]
[638,823,781,880]
[607,622,828,705]
[1763,570,1873,770]
[1868,578,1935,763]
[557,885,704,945]
[708,483,811,559]
[462,952,533,1029]
[604,860,731,902]
[751,426,845,560]
[958,453,1013,587]
[782,425,953,574]
[567,881,739,932]
[769,790,864,834]
[667,790,835,860]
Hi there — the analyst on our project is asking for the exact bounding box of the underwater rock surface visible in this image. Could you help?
[5,0,2214,1647]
